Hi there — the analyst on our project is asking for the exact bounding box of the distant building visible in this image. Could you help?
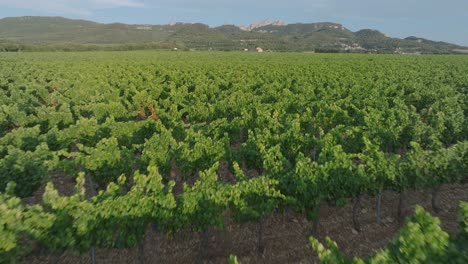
[136,26,152,30]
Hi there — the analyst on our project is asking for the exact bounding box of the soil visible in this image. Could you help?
[22,171,77,205]
[23,183,467,264]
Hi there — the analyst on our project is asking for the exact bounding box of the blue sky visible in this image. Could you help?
[0,0,467,46]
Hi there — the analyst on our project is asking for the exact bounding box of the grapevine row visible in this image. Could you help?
[0,52,467,261]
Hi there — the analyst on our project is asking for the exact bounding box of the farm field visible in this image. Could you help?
[1,52,467,263]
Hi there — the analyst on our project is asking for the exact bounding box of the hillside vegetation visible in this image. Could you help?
[0,16,467,53]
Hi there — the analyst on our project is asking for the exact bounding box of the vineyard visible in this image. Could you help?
[0,51,467,263]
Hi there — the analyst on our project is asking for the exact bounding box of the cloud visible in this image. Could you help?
[0,0,145,16]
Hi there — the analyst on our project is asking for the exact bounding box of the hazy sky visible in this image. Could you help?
[0,0,467,46]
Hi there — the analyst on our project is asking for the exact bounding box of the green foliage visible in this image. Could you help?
[382,206,449,263]
[0,183,56,262]
[310,204,468,264]
[74,137,134,187]
[460,202,468,239]
[0,52,466,261]
[229,254,240,264]
[174,163,283,231]
[0,144,54,197]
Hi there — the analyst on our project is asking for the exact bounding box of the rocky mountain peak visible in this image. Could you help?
[240,20,288,31]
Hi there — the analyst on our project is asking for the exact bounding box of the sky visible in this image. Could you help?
[0,0,467,46]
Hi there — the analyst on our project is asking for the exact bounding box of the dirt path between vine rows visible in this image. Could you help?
[25,183,467,264]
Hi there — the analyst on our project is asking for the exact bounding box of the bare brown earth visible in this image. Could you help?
[24,181,467,264]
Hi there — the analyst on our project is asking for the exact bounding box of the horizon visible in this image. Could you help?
[0,0,467,46]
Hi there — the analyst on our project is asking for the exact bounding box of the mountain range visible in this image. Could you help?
[0,16,467,53]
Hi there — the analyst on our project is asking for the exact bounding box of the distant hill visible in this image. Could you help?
[0,16,467,53]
